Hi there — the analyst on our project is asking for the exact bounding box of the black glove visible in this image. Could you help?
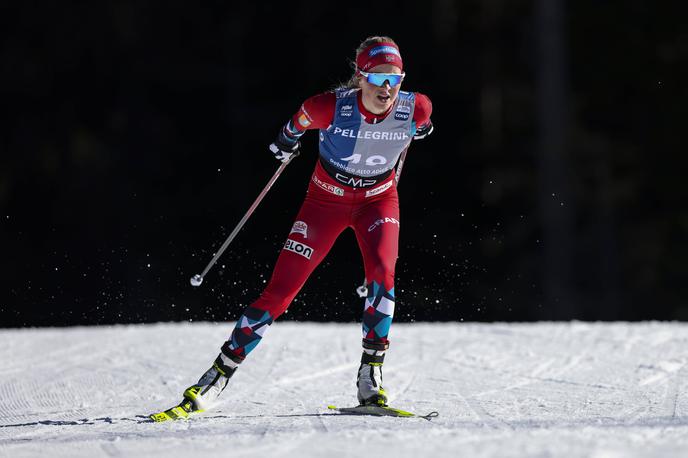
[413,122,433,140]
[269,133,300,163]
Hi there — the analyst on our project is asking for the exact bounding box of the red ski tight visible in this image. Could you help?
[221,162,400,362]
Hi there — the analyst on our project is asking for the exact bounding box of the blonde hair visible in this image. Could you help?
[336,36,399,90]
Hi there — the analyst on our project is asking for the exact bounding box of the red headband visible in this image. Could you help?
[355,42,403,72]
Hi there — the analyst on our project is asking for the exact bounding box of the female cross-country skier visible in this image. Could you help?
[152,36,433,420]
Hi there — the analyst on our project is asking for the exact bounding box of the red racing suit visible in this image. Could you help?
[220,88,432,364]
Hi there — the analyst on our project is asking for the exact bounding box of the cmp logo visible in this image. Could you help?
[284,239,314,260]
[290,221,308,238]
[335,173,377,188]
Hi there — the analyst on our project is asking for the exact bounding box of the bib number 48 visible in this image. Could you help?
[341,154,387,166]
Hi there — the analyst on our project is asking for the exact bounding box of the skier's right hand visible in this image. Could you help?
[413,121,434,140]
[269,134,300,163]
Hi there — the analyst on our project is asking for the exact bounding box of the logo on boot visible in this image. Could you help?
[290,221,308,238]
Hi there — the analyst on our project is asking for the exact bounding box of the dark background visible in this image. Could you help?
[1,1,686,327]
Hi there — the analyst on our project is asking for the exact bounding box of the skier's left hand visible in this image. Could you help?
[269,134,301,163]
[413,122,433,140]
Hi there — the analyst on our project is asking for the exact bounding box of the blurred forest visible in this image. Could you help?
[1,1,686,327]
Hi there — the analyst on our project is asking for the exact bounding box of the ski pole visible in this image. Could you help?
[190,157,294,287]
[356,145,410,298]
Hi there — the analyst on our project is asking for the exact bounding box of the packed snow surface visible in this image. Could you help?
[1,322,687,457]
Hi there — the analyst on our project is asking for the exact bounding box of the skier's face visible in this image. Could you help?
[358,64,403,115]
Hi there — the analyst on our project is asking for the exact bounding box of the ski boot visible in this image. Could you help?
[150,352,239,422]
[356,339,388,406]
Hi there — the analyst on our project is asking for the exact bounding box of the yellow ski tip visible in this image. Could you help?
[150,412,172,422]
[148,412,173,423]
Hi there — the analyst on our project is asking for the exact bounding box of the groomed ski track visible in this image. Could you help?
[1,322,687,457]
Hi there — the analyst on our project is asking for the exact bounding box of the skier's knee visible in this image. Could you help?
[367,262,395,288]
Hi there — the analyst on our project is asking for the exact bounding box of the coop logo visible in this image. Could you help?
[284,239,314,259]
[395,104,410,120]
[290,221,308,238]
[340,104,353,117]
[368,217,400,232]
